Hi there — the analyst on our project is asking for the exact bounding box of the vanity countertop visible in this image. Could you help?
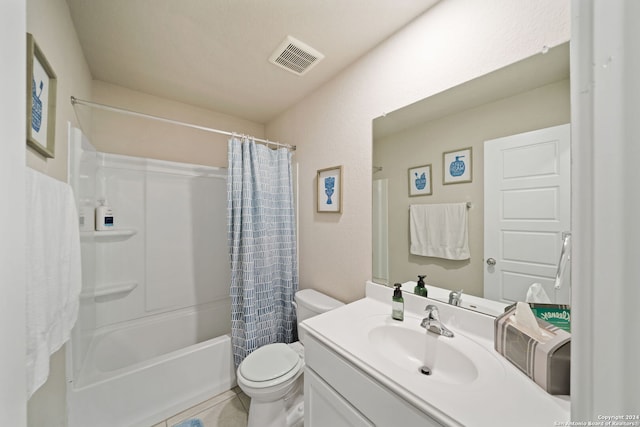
[301,281,570,427]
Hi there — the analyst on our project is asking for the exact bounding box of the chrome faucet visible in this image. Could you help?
[420,305,454,338]
[448,289,463,306]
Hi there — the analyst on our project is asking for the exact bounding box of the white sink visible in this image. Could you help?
[362,314,504,387]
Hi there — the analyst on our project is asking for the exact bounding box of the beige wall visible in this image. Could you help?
[266,0,570,303]
[26,0,92,183]
[26,0,92,425]
[89,81,265,167]
[374,79,570,297]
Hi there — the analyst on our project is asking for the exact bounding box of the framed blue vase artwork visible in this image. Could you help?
[408,164,432,197]
[443,147,472,184]
[26,33,57,159]
[317,166,342,213]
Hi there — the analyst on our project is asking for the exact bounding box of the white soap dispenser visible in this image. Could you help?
[95,198,114,231]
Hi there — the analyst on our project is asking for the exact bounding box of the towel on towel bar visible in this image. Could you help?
[25,168,82,398]
[410,203,470,260]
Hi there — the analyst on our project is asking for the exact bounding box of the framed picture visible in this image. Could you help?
[317,166,342,213]
[408,164,432,197]
[26,33,57,158]
[443,147,472,184]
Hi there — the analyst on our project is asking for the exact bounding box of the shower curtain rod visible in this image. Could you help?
[70,96,296,151]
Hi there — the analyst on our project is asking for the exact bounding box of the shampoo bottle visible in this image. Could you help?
[95,199,114,231]
[414,274,428,297]
[392,283,404,321]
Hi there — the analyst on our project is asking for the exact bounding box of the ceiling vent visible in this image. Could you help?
[269,36,324,76]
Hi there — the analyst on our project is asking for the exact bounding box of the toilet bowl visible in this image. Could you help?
[236,289,343,427]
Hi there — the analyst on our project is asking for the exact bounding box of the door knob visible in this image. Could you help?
[486,258,496,266]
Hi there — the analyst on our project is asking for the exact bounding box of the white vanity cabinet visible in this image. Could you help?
[304,334,444,427]
[301,284,571,427]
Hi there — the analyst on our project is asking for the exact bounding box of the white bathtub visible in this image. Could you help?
[67,302,235,427]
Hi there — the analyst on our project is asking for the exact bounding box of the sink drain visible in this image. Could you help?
[419,366,432,376]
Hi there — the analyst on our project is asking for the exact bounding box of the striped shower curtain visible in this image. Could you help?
[227,137,298,367]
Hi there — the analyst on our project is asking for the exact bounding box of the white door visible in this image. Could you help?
[484,124,570,304]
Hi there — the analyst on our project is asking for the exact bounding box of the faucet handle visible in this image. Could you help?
[421,304,454,337]
[424,304,439,319]
[448,289,463,306]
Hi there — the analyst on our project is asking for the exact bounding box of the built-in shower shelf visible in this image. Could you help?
[81,229,137,241]
[81,281,139,301]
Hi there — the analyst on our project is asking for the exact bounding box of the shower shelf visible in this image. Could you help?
[81,229,137,241]
[81,281,138,301]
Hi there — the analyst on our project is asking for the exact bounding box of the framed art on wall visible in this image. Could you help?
[26,33,57,158]
[408,164,432,196]
[317,166,342,213]
[443,147,472,184]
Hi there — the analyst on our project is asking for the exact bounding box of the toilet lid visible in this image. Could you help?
[240,343,300,382]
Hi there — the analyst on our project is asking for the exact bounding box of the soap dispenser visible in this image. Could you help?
[95,198,114,231]
[392,283,404,321]
[414,275,428,297]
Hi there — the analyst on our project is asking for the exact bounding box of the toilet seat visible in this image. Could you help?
[239,343,303,389]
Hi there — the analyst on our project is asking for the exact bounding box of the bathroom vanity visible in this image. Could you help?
[300,281,570,427]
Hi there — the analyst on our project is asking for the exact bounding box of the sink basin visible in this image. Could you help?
[368,323,477,384]
[362,314,504,387]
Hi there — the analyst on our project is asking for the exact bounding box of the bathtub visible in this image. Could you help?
[67,302,235,427]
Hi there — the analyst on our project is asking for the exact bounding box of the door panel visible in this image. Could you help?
[502,231,558,265]
[484,124,570,304]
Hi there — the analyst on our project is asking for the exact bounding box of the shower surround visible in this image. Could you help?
[67,128,234,427]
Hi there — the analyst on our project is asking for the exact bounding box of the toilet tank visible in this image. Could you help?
[294,289,343,342]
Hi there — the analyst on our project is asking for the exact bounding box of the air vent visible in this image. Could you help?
[269,36,324,76]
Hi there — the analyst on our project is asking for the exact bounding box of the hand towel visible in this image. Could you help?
[25,168,82,398]
[410,203,470,260]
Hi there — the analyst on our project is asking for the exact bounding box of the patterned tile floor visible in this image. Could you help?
[152,387,249,427]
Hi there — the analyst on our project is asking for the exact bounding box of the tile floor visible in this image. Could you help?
[152,387,249,427]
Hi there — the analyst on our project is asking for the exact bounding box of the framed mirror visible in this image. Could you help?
[372,43,571,316]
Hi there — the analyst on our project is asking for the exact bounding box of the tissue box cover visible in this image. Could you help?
[494,306,571,395]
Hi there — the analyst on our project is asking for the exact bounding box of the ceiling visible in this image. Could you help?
[66,0,440,124]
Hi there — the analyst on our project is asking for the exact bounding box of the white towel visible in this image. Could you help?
[25,168,82,398]
[410,203,470,260]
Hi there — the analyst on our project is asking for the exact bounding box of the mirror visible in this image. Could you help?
[372,43,570,316]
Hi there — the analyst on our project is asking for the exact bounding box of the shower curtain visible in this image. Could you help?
[227,137,298,366]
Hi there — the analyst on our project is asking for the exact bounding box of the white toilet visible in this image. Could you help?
[236,289,344,427]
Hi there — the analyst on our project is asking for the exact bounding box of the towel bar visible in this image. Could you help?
[408,202,471,210]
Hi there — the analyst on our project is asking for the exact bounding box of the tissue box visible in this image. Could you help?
[494,306,571,395]
[504,303,571,332]
[528,304,571,332]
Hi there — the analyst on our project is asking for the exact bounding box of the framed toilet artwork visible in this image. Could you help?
[317,165,343,213]
[443,147,472,185]
[26,33,57,159]
[408,164,432,196]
